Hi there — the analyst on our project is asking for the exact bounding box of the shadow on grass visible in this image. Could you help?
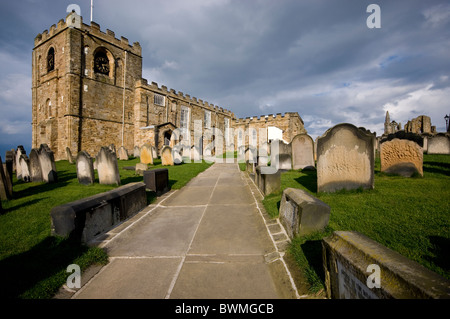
[423,161,450,176]
[0,236,90,298]
[294,170,317,194]
[426,236,450,275]
[1,197,48,215]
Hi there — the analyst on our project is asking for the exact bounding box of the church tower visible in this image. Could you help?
[32,11,142,160]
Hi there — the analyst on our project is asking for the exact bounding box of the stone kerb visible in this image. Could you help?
[380,138,423,177]
[76,151,95,185]
[322,231,450,299]
[96,147,121,185]
[279,188,330,239]
[118,146,129,160]
[291,133,315,170]
[29,149,43,182]
[38,144,58,183]
[427,133,450,155]
[140,144,153,164]
[161,146,174,166]
[317,123,375,193]
[50,182,147,243]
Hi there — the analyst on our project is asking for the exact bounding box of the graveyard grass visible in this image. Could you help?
[263,153,450,294]
[0,157,212,299]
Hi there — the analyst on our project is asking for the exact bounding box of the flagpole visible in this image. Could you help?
[90,0,93,22]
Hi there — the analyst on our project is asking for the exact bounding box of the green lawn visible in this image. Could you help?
[262,154,450,293]
[0,157,212,298]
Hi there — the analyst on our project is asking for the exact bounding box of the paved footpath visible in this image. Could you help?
[63,163,299,299]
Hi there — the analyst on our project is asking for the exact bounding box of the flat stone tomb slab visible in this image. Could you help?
[105,206,205,257]
[74,257,181,299]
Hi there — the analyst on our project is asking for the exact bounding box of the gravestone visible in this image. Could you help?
[279,188,330,238]
[133,146,140,158]
[76,151,95,185]
[66,147,75,164]
[322,231,450,299]
[172,146,183,164]
[291,134,315,170]
[0,156,12,200]
[15,146,26,180]
[140,144,153,164]
[135,163,148,176]
[29,148,43,182]
[96,146,121,185]
[18,154,31,182]
[161,146,174,166]
[317,124,375,193]
[427,133,450,155]
[5,151,14,184]
[1,160,12,199]
[380,138,423,177]
[191,145,201,162]
[108,144,116,154]
[38,144,58,183]
[143,168,170,196]
[271,140,292,170]
[151,146,157,159]
[118,146,129,160]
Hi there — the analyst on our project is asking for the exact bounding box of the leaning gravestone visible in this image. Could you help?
[380,138,423,177]
[317,123,375,192]
[38,144,58,183]
[427,133,450,155]
[96,147,121,185]
[140,144,153,164]
[29,148,43,182]
[118,146,129,160]
[291,133,315,170]
[18,154,31,182]
[0,156,12,200]
[161,146,174,166]
[76,151,95,185]
[15,146,26,180]
[66,147,75,164]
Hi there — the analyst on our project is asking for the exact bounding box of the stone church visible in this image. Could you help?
[32,11,306,160]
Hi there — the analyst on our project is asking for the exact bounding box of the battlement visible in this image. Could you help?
[234,112,300,124]
[34,11,141,56]
[136,79,235,117]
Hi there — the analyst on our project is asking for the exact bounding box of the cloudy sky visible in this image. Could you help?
[1,0,449,156]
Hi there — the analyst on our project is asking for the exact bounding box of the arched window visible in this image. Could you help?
[47,47,55,72]
[94,49,110,75]
[46,99,52,118]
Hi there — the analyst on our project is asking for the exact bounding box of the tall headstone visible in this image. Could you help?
[29,149,43,182]
[133,146,140,158]
[161,146,174,166]
[317,123,375,193]
[18,154,31,182]
[5,151,14,184]
[76,151,95,185]
[66,147,75,164]
[0,156,12,200]
[118,146,129,160]
[38,144,58,183]
[96,146,121,185]
[380,139,423,177]
[427,133,450,155]
[291,133,315,170]
[15,146,26,180]
[151,146,157,159]
[140,144,153,164]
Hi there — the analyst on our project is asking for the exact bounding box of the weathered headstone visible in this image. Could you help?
[133,146,140,158]
[140,144,153,164]
[291,133,315,170]
[380,138,423,177]
[427,133,450,155]
[0,156,12,200]
[317,123,375,193]
[135,163,148,175]
[66,147,75,164]
[161,146,174,166]
[38,144,58,183]
[1,162,12,199]
[191,145,201,162]
[279,188,330,238]
[29,149,43,182]
[322,231,450,299]
[143,168,170,196]
[172,145,183,165]
[18,154,31,182]
[108,144,116,154]
[271,139,292,170]
[151,146,157,159]
[96,146,121,185]
[15,146,26,180]
[118,146,129,160]
[76,151,95,185]
[5,151,14,184]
